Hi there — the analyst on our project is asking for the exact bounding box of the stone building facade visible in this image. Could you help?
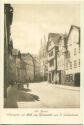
[12,49,26,83]
[65,25,80,86]
[4,4,13,97]
[33,55,41,81]
[57,34,67,84]
[21,53,41,82]
[47,33,61,83]
[39,37,48,81]
[47,25,80,86]
[21,53,35,82]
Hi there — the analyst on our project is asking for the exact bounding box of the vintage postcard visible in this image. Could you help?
[0,0,84,124]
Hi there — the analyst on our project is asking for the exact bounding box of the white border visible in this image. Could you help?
[0,0,84,124]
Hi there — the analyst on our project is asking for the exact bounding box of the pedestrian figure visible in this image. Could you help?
[17,83,21,89]
[27,78,30,88]
[6,81,18,108]
[27,83,29,88]
[18,82,23,90]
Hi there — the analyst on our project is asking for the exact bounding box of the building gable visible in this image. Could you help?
[47,33,61,52]
[67,25,80,45]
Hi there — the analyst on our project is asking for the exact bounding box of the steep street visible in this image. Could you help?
[17,82,80,108]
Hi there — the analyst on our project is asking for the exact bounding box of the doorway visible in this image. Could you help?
[74,73,80,86]
[49,73,51,83]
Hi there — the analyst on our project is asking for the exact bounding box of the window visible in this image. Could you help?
[66,74,73,82]
[74,48,77,55]
[70,62,72,69]
[78,59,80,67]
[70,74,73,82]
[66,75,69,82]
[79,48,80,53]
[74,60,77,68]
[49,51,53,57]
[48,42,51,47]
[66,62,68,70]
[57,52,60,57]
[49,59,54,67]
[65,51,70,58]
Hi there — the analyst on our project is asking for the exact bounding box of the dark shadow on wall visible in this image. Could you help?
[17,90,40,102]
[22,88,31,92]
[4,90,40,108]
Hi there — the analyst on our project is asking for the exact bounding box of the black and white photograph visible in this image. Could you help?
[4,3,80,108]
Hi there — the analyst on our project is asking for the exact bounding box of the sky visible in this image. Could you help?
[11,4,80,55]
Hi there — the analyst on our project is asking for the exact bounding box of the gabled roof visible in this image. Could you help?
[48,33,61,45]
[12,49,19,56]
[71,25,80,30]
[21,52,35,66]
[46,33,61,51]
[32,54,40,64]
[67,25,80,45]
[58,33,67,43]
[67,25,80,38]
[21,52,34,61]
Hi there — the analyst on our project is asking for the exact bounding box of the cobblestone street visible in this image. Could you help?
[17,82,80,108]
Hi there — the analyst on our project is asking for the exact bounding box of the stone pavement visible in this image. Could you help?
[44,82,80,91]
[17,82,80,108]
[5,82,80,108]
